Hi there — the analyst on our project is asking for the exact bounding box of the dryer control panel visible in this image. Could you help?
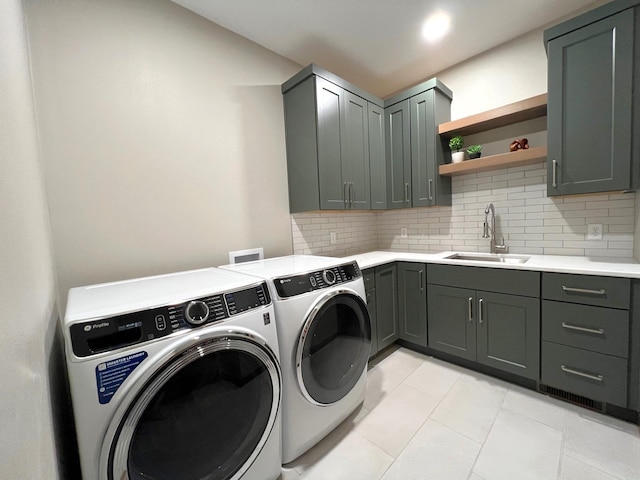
[274,261,361,298]
[70,282,271,358]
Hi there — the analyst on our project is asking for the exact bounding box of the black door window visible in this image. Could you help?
[298,293,371,405]
[109,337,279,480]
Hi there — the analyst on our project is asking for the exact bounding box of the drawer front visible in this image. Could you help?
[542,273,630,308]
[362,268,375,290]
[541,341,627,406]
[428,264,540,297]
[542,301,629,358]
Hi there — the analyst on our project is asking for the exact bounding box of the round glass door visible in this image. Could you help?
[108,335,280,480]
[297,291,371,405]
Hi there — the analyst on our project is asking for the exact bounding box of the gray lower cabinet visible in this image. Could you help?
[540,272,631,406]
[427,264,541,380]
[375,263,399,351]
[384,79,453,209]
[363,268,378,358]
[282,65,385,212]
[397,262,427,348]
[545,5,639,195]
[427,285,476,361]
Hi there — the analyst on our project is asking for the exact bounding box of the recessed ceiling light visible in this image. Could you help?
[422,11,451,43]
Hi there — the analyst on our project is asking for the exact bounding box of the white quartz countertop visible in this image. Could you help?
[345,251,640,279]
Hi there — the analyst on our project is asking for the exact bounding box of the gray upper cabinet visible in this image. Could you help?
[385,100,411,208]
[384,79,453,209]
[368,103,387,209]
[545,5,639,196]
[282,65,384,212]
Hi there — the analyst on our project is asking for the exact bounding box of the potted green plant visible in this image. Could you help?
[449,135,464,163]
[467,144,482,159]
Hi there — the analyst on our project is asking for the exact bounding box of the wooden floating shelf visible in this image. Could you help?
[438,94,548,137]
[439,146,547,177]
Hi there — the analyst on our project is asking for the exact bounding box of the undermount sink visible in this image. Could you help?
[445,253,531,264]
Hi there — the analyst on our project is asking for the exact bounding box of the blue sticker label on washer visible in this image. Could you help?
[95,351,148,404]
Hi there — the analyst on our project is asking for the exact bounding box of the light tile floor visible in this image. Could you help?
[280,347,640,480]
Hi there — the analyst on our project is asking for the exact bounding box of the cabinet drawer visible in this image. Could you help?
[542,273,630,308]
[541,341,627,406]
[542,301,629,358]
[362,268,375,290]
[428,264,540,297]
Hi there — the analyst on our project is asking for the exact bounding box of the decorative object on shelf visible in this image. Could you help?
[466,144,483,159]
[509,138,529,152]
[449,135,465,163]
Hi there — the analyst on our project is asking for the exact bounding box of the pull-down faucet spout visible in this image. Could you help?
[483,203,495,253]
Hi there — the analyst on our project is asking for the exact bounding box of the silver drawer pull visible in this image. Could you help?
[561,365,603,382]
[561,322,605,335]
[561,286,606,295]
[468,297,473,323]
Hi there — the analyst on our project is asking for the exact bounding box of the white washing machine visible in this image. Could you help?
[63,268,282,480]
[222,255,371,463]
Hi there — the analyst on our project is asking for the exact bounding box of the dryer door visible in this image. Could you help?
[296,290,371,405]
[103,333,280,480]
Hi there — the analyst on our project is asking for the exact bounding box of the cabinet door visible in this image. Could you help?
[375,263,399,350]
[397,263,428,347]
[366,288,378,358]
[410,91,437,207]
[368,103,387,210]
[427,285,476,361]
[476,291,540,380]
[385,101,411,209]
[316,77,347,209]
[343,91,371,209]
[547,9,634,196]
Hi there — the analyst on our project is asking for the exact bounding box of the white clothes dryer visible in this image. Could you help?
[63,268,282,480]
[221,255,371,463]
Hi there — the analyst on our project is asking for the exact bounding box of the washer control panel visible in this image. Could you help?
[274,261,361,298]
[70,282,271,357]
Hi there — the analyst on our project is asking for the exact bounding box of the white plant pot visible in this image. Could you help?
[451,151,465,163]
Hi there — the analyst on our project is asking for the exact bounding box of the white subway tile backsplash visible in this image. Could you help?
[291,163,636,258]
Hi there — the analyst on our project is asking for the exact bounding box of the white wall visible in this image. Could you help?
[24,0,301,309]
[0,0,59,477]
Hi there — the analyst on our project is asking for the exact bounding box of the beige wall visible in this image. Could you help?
[24,0,301,309]
[434,28,548,120]
[0,0,60,477]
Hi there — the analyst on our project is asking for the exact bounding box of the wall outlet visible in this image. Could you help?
[587,223,603,240]
[401,227,408,238]
[330,232,337,244]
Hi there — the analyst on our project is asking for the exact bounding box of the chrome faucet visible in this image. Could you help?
[483,203,508,254]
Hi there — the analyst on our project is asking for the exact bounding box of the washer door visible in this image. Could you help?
[105,333,280,480]
[296,290,371,405]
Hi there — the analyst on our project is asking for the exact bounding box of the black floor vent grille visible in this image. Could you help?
[539,384,604,412]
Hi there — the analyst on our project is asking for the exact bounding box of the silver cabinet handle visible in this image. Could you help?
[419,269,424,292]
[348,182,354,206]
[405,183,410,203]
[561,322,605,335]
[552,159,557,188]
[562,286,606,295]
[468,297,473,323]
[343,182,348,207]
[478,298,484,324]
[561,365,603,382]
[428,178,433,201]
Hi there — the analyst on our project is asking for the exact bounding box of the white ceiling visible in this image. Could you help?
[171,0,603,98]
